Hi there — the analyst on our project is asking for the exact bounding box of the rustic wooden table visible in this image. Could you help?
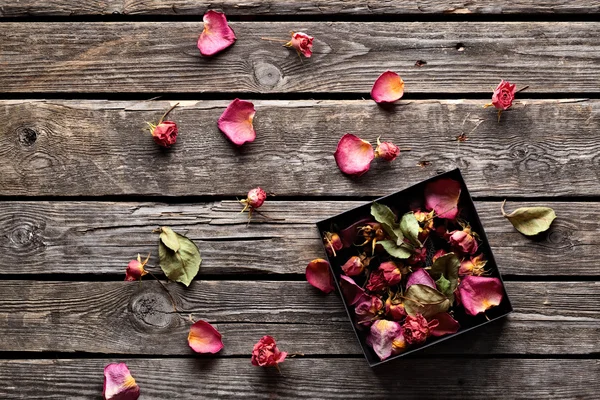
[1,1,599,398]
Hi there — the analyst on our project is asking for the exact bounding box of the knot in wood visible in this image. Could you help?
[16,126,39,147]
[9,221,44,250]
[253,61,282,89]
[130,288,177,332]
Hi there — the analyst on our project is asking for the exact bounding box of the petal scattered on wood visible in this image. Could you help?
[197,10,236,56]
[188,320,224,354]
[306,259,335,294]
[371,71,405,103]
[103,363,140,400]
[218,99,256,146]
[334,134,375,177]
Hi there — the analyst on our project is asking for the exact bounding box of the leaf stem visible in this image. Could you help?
[146,270,178,312]
[501,199,508,217]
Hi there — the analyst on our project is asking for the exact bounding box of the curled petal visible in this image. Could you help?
[406,268,436,289]
[342,256,364,276]
[366,320,403,361]
[334,134,374,177]
[429,312,460,337]
[458,275,504,316]
[371,71,405,104]
[188,320,224,354]
[424,178,462,219]
[103,363,140,400]
[218,99,256,146]
[339,275,367,305]
[197,10,236,56]
[306,259,335,294]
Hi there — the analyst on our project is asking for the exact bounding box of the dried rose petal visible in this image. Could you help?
[424,178,462,220]
[341,256,365,276]
[103,363,140,400]
[407,247,427,265]
[188,320,224,354]
[371,71,405,104]
[339,217,373,248]
[366,319,406,360]
[459,253,487,276]
[125,254,149,282]
[355,295,384,327]
[197,10,236,56]
[379,261,402,286]
[306,259,335,294]
[218,99,256,146]
[251,335,287,367]
[375,137,400,161]
[459,275,504,316]
[285,32,313,58]
[406,268,436,289]
[366,269,387,292]
[432,249,447,263]
[429,312,460,337]
[402,313,439,345]
[449,226,478,255]
[334,134,375,177]
[339,275,367,305]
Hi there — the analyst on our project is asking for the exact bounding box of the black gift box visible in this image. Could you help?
[316,169,513,367]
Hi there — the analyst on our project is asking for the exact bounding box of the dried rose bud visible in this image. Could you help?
[323,231,343,257]
[342,256,365,276]
[366,269,387,292]
[251,335,287,368]
[459,253,487,276]
[379,261,402,286]
[366,319,406,361]
[432,249,447,263]
[240,187,266,215]
[371,71,405,104]
[402,313,439,345]
[489,80,517,111]
[103,363,140,400]
[407,247,427,266]
[358,222,386,245]
[334,134,375,177]
[385,297,407,320]
[149,121,178,148]
[449,225,478,255]
[414,209,435,241]
[125,254,149,282]
[306,259,335,294]
[285,32,314,58]
[375,137,400,162]
[355,295,384,327]
[188,320,224,354]
[458,275,504,316]
[197,10,236,56]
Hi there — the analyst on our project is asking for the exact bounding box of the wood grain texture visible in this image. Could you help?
[2,1,600,16]
[0,200,598,276]
[1,358,599,399]
[1,99,600,197]
[0,280,597,355]
[1,22,600,93]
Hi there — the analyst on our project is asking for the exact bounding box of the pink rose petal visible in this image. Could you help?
[424,178,462,219]
[188,320,224,354]
[218,99,256,146]
[429,312,460,337]
[306,259,335,294]
[366,320,405,361]
[371,71,405,103]
[197,10,236,56]
[339,275,367,305]
[458,275,504,316]
[103,363,140,400]
[334,134,375,177]
[406,268,436,289]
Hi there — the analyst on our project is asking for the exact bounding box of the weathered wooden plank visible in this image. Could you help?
[1,22,600,93]
[1,358,598,399]
[0,280,597,355]
[2,1,600,17]
[1,200,598,276]
[1,99,599,197]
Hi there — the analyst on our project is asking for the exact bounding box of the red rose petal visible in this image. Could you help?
[334,134,375,177]
[218,99,256,146]
[197,10,236,57]
[339,275,367,305]
[429,312,460,337]
[371,71,405,103]
[306,259,335,294]
[103,363,140,400]
[188,320,224,354]
[424,178,462,219]
[458,275,504,316]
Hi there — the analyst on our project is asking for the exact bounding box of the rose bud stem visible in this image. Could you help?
[145,268,178,312]
[159,102,179,124]
[515,85,529,94]
[260,37,288,43]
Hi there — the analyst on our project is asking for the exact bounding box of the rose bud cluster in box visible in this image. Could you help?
[322,177,508,362]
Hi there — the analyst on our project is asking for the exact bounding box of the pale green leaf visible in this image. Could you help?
[379,240,412,259]
[404,284,451,319]
[400,212,421,247]
[429,252,460,300]
[158,229,201,287]
[371,203,403,243]
[502,201,556,236]
[435,275,454,303]
[159,226,180,252]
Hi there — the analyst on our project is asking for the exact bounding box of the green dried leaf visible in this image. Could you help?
[371,203,403,243]
[502,200,556,236]
[404,284,451,319]
[435,275,453,302]
[379,240,412,259]
[159,226,180,252]
[158,227,201,287]
[429,252,460,302]
[400,212,421,247]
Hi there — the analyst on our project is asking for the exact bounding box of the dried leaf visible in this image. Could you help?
[400,212,421,247]
[371,203,403,243]
[404,284,451,319]
[158,227,202,287]
[435,275,452,299]
[379,240,412,259]
[501,200,556,236]
[159,226,180,252]
[429,253,460,303]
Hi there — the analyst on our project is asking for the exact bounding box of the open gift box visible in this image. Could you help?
[316,169,513,366]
